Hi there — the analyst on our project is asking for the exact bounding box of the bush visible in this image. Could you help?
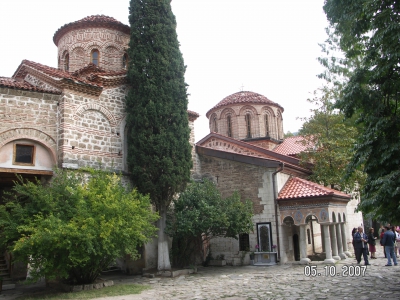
[0,168,158,284]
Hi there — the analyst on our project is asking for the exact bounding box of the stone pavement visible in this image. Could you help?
[1,248,400,300]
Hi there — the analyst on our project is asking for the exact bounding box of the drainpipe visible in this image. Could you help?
[272,162,284,262]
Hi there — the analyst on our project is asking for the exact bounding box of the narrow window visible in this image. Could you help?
[265,114,269,136]
[64,54,69,71]
[13,144,35,165]
[307,228,311,244]
[91,49,99,66]
[227,115,232,137]
[239,233,250,251]
[245,113,251,138]
[213,117,218,133]
[122,53,128,69]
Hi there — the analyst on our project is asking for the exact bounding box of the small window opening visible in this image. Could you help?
[265,114,270,136]
[64,54,69,71]
[122,53,128,69]
[91,49,99,66]
[213,117,218,133]
[227,115,232,137]
[14,144,35,165]
[245,113,251,138]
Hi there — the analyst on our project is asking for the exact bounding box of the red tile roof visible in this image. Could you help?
[53,15,130,46]
[206,91,283,117]
[13,60,102,87]
[278,177,350,200]
[0,77,61,94]
[273,136,310,156]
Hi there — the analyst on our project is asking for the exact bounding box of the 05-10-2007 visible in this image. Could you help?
[304,265,366,277]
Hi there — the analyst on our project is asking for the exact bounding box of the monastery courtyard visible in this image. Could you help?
[2,247,400,300]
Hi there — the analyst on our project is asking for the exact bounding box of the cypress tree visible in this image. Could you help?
[126,0,192,270]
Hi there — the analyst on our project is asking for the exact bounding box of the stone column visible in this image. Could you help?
[329,224,340,260]
[299,224,311,264]
[341,222,352,257]
[336,223,346,259]
[323,224,335,264]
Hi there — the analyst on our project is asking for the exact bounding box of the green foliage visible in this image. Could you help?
[0,168,158,284]
[166,179,253,267]
[298,88,365,192]
[126,0,192,210]
[323,0,400,222]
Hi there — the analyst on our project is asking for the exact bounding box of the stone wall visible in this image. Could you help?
[0,87,60,170]
[59,85,128,171]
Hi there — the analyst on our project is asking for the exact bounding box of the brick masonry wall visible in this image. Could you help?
[208,104,284,142]
[57,27,130,72]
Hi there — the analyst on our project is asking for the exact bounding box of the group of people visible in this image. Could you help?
[352,225,400,266]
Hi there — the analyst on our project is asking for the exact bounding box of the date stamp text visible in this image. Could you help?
[304,265,366,277]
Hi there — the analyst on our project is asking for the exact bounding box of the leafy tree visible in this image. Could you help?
[0,168,158,284]
[298,88,365,192]
[323,0,400,222]
[126,0,192,269]
[165,179,253,267]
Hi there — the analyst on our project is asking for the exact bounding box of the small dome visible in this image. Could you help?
[206,91,283,118]
[53,15,130,46]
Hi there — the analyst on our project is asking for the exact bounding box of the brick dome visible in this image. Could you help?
[206,91,283,118]
[53,15,130,46]
[54,15,131,73]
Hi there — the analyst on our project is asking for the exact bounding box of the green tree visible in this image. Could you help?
[0,168,158,284]
[166,179,253,267]
[323,0,400,222]
[298,88,365,192]
[126,0,192,270]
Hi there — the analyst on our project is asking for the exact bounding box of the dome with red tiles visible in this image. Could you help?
[206,91,283,118]
[53,15,130,46]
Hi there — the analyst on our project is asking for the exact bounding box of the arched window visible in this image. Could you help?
[227,115,232,137]
[265,114,270,137]
[91,49,99,66]
[213,117,218,133]
[122,53,128,69]
[245,113,251,138]
[64,54,69,71]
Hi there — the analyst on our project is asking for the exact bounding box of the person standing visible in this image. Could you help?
[380,227,386,258]
[381,226,398,266]
[367,228,377,259]
[353,226,370,265]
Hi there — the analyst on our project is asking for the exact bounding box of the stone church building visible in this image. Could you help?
[0,15,362,275]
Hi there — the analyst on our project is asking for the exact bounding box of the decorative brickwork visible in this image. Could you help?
[57,27,129,72]
[206,92,285,142]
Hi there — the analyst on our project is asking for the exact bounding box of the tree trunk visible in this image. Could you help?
[157,206,171,270]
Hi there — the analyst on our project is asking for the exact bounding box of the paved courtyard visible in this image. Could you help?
[1,249,400,300]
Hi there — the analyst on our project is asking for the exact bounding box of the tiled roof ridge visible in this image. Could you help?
[206,91,284,117]
[0,76,61,95]
[202,132,301,162]
[197,132,312,174]
[53,15,130,46]
[15,60,103,88]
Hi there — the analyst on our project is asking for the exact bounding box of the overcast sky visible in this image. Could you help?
[0,0,329,142]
